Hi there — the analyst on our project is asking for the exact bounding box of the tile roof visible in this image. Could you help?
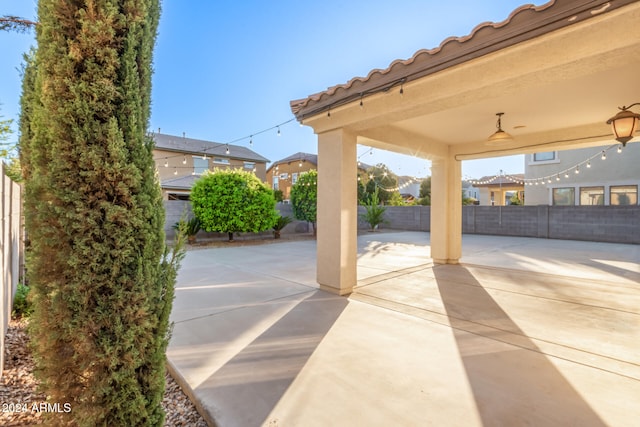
[272,152,318,166]
[153,132,269,163]
[267,152,317,174]
[267,152,376,173]
[160,174,200,190]
[291,0,633,120]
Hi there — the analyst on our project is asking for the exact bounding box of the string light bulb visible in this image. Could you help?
[277,126,281,136]
[182,156,187,165]
[173,167,178,175]
[164,159,168,167]
[617,145,622,153]
[601,151,606,160]
[225,144,230,155]
[587,161,591,168]
[556,175,560,181]
[575,166,580,174]
[564,172,569,178]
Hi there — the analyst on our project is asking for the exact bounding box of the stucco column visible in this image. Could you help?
[430,155,462,264]
[316,129,358,295]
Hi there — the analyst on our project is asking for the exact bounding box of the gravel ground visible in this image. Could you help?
[1,318,208,427]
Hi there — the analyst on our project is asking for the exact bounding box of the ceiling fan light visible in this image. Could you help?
[486,112,514,145]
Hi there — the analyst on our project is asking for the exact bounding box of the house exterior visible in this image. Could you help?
[267,151,373,201]
[524,144,640,205]
[471,174,525,205]
[462,180,480,203]
[152,132,269,200]
[266,152,318,201]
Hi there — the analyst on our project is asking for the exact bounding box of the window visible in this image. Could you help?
[244,161,255,170]
[213,157,229,164]
[580,186,604,205]
[272,175,278,190]
[192,157,209,175]
[552,188,575,205]
[168,193,190,201]
[279,173,289,180]
[292,172,298,185]
[610,185,638,205]
[533,152,556,162]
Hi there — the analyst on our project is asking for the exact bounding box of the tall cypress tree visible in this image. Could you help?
[22,1,180,425]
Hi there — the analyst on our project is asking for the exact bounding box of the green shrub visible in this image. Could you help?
[290,170,317,236]
[190,169,279,241]
[12,283,32,318]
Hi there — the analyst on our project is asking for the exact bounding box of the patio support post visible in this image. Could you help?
[430,155,462,264]
[316,128,358,295]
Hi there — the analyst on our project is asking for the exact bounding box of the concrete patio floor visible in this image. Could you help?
[167,232,640,427]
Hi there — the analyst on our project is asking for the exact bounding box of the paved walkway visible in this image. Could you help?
[167,232,640,427]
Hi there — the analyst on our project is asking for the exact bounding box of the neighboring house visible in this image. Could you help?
[267,152,373,201]
[152,132,269,200]
[266,152,318,201]
[471,174,525,206]
[524,143,640,206]
[462,180,480,202]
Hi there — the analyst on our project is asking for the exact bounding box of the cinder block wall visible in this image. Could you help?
[165,201,639,244]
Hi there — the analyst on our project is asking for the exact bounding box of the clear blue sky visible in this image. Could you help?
[1,0,543,179]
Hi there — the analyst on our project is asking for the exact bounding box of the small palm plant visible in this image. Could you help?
[173,216,202,243]
[360,188,388,231]
[272,215,293,239]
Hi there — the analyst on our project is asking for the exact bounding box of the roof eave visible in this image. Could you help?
[291,0,637,121]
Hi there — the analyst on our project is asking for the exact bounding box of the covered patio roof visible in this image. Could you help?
[289,0,640,295]
[292,0,640,159]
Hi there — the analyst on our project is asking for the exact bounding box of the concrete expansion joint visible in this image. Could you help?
[354,263,434,289]
[173,288,317,325]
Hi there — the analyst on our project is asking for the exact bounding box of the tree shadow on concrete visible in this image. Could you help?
[433,264,607,426]
[196,290,348,427]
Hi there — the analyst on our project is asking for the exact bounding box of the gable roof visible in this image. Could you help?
[290,0,636,121]
[266,152,375,173]
[273,152,318,166]
[267,152,318,173]
[153,132,269,163]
